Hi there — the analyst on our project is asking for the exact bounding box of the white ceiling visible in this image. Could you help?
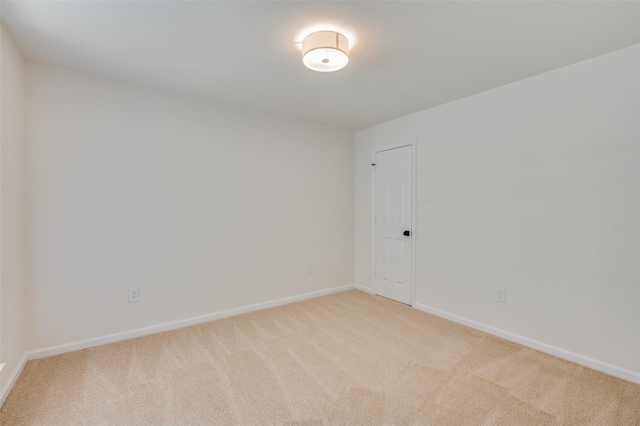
[2,1,640,131]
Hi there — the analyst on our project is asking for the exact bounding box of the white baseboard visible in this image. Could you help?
[414,303,640,385]
[14,286,635,408]
[354,283,374,294]
[0,353,28,408]
[26,284,356,361]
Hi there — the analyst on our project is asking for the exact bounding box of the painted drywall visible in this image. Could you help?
[25,64,354,350]
[0,24,26,394]
[355,45,640,374]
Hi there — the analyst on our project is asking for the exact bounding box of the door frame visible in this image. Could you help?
[371,140,417,306]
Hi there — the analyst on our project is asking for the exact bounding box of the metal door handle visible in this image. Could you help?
[403,230,411,236]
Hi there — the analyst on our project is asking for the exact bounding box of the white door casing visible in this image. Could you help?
[374,145,413,305]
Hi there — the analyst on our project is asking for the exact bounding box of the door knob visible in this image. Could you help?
[403,230,411,236]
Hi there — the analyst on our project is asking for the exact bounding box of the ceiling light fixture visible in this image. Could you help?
[302,31,349,72]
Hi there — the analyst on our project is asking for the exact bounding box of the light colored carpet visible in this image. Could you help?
[2,289,639,425]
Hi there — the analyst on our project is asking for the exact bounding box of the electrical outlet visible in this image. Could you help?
[306,264,312,274]
[128,288,140,303]
[495,288,506,303]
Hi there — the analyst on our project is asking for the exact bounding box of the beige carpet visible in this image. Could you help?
[2,290,639,425]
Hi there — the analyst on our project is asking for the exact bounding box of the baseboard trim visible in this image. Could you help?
[414,303,640,385]
[354,283,374,294]
[0,353,28,408]
[26,284,356,362]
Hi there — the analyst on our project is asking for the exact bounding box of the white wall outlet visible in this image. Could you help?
[128,288,140,303]
[306,264,312,274]
[495,288,506,303]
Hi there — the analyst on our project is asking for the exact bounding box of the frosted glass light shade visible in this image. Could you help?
[302,31,349,72]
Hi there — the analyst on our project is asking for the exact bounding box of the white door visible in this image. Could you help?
[374,146,413,305]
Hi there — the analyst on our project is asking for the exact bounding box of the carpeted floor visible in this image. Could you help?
[2,289,639,425]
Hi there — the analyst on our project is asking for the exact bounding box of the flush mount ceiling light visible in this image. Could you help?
[302,31,349,72]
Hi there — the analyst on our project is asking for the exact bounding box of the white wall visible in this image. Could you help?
[355,45,640,376]
[25,64,354,351]
[0,24,26,395]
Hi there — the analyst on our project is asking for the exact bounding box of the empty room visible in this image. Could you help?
[1,1,639,424]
